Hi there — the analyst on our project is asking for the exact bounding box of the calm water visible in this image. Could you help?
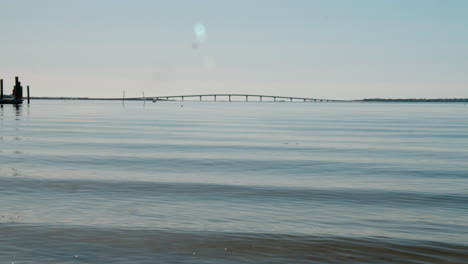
[1,100,467,263]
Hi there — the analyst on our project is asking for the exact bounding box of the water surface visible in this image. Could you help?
[1,101,467,263]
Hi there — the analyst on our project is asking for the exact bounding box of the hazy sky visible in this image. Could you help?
[1,0,467,99]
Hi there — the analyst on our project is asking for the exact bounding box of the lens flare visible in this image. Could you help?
[194,23,206,42]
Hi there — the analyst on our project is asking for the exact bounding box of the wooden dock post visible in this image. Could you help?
[27,86,30,104]
[0,79,3,100]
[14,76,23,100]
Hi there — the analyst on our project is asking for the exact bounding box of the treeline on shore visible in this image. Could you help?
[362,98,468,102]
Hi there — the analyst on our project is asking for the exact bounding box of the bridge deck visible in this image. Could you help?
[147,94,335,102]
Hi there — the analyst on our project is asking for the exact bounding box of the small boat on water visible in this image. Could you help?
[0,94,23,104]
[0,99,23,104]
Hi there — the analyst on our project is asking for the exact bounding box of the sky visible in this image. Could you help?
[1,0,467,99]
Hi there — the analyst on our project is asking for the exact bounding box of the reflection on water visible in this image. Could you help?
[14,103,22,116]
[11,168,20,177]
[1,104,25,180]
[0,103,24,119]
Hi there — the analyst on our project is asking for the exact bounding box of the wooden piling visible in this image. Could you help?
[27,86,30,104]
[0,79,3,100]
[13,76,23,100]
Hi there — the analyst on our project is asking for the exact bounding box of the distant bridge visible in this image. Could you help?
[147,94,338,102]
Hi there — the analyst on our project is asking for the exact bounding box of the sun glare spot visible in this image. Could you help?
[194,23,207,42]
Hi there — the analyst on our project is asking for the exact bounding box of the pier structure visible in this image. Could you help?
[148,94,334,102]
[0,76,30,105]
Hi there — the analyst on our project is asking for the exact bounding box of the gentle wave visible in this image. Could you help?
[1,224,467,264]
[4,153,467,180]
[1,177,467,209]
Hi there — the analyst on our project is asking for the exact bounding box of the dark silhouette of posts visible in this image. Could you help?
[27,86,30,104]
[0,79,3,100]
[246,95,248,102]
[13,76,23,100]
[229,95,231,102]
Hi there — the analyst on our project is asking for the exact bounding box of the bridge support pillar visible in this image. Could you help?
[246,96,248,102]
[274,97,276,102]
[200,96,202,101]
[214,95,217,101]
[182,96,184,101]
[260,96,262,102]
[229,95,231,102]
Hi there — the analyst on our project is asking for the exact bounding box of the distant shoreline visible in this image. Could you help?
[29,97,468,102]
[362,98,468,102]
